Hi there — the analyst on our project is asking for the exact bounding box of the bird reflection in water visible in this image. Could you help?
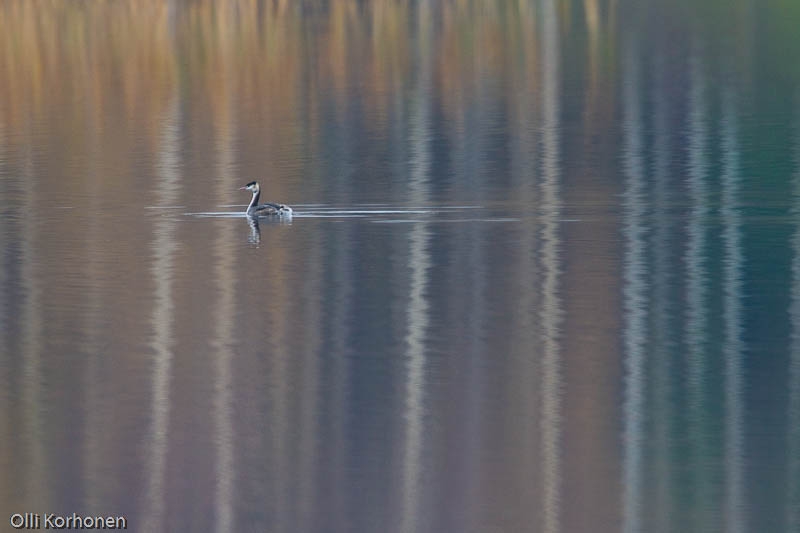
[247,215,261,244]
[246,213,291,245]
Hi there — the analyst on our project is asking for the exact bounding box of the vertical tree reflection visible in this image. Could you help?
[621,36,647,533]
[539,0,563,531]
[211,80,236,533]
[721,89,745,533]
[141,96,181,533]
[788,100,800,533]
[20,124,47,510]
[400,2,433,532]
[81,80,109,513]
[0,115,9,509]
[650,49,675,533]
[684,43,715,533]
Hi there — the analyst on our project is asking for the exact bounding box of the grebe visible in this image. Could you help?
[239,181,293,217]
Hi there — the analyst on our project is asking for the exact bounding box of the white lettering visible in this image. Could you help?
[25,512,127,530]
[9,514,24,529]
[64,513,79,528]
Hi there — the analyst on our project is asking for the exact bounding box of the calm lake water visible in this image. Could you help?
[2,1,800,532]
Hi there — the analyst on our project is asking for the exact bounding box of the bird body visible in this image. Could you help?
[240,181,292,217]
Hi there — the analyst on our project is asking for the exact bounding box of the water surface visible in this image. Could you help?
[2,1,800,532]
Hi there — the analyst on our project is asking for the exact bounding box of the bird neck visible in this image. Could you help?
[248,189,260,211]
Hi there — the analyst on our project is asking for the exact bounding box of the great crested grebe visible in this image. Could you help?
[239,181,293,217]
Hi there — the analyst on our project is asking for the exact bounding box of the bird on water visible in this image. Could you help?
[239,181,292,217]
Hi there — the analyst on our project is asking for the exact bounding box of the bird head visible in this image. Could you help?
[239,181,260,193]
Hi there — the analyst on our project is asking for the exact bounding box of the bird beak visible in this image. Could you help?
[239,186,248,190]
